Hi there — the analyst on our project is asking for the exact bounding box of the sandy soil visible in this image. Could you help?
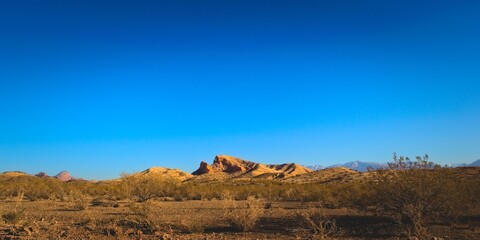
[1,199,479,239]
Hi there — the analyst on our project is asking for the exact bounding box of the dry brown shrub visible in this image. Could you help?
[121,173,178,202]
[91,197,119,208]
[127,201,170,235]
[295,207,338,240]
[180,214,206,233]
[73,202,87,211]
[2,209,25,225]
[2,192,26,226]
[67,190,87,211]
[364,154,476,238]
[222,196,265,231]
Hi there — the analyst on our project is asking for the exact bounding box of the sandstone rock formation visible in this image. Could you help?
[192,155,313,179]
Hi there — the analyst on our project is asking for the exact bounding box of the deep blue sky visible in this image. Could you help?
[1,0,479,179]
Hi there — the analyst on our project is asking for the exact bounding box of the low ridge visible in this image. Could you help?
[285,167,365,184]
[0,171,29,178]
[135,167,193,181]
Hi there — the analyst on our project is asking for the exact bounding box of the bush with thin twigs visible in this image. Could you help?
[121,173,179,202]
[180,215,206,233]
[2,192,26,226]
[127,201,171,235]
[296,207,338,240]
[222,196,265,231]
[362,153,476,238]
[91,197,119,208]
[2,209,25,225]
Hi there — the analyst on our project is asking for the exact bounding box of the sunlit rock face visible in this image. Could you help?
[55,171,73,182]
[192,155,313,179]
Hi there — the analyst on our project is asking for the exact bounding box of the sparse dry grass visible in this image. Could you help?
[0,164,479,239]
[0,198,478,239]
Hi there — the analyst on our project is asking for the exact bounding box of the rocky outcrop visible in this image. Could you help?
[192,161,215,175]
[192,155,254,175]
[55,171,74,182]
[35,172,49,177]
[192,155,313,179]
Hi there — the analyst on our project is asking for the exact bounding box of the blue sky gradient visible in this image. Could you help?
[1,0,479,179]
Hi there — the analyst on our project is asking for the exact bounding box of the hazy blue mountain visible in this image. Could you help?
[327,161,388,172]
[470,159,480,167]
[446,163,468,167]
[446,160,479,167]
[307,159,480,172]
[306,161,387,172]
[305,165,324,171]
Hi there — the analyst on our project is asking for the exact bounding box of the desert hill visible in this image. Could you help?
[191,155,313,180]
[285,167,366,184]
[134,167,193,181]
[0,171,29,179]
[1,171,29,177]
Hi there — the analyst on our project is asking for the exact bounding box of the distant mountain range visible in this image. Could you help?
[327,161,388,172]
[306,161,387,172]
[469,159,480,167]
[307,159,480,172]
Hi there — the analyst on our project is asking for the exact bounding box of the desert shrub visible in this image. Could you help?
[91,197,119,207]
[127,201,169,235]
[129,202,153,217]
[327,181,369,209]
[2,177,65,201]
[295,207,338,240]
[222,196,265,231]
[121,174,179,202]
[73,202,87,211]
[180,215,206,233]
[64,189,87,210]
[2,196,25,226]
[177,181,337,202]
[0,190,26,226]
[2,209,24,225]
[363,154,475,238]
